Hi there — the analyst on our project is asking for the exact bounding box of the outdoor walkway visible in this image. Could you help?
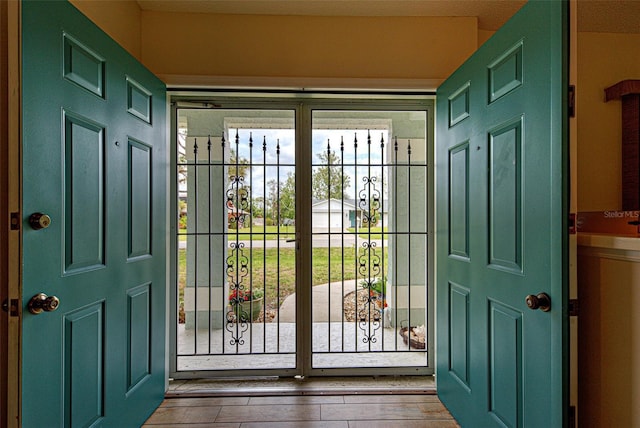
[177,277,427,372]
[278,279,360,322]
[176,321,426,371]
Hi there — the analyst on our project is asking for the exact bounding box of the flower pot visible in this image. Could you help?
[231,297,263,322]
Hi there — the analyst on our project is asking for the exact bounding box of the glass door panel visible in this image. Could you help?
[171,100,433,377]
[174,108,297,374]
[309,110,431,372]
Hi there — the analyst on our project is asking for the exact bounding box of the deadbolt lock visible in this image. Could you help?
[28,293,60,315]
[29,212,51,230]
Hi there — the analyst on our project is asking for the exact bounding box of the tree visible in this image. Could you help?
[228,148,250,182]
[267,172,296,224]
[279,173,296,221]
[226,148,251,217]
[251,196,264,218]
[312,150,351,200]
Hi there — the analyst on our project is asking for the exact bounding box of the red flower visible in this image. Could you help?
[229,288,263,302]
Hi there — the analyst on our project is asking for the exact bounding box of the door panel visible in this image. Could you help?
[436,1,568,426]
[22,1,166,426]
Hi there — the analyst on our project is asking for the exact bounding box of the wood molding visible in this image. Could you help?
[605,79,640,102]
[606,80,640,210]
[4,1,21,427]
[0,0,8,424]
[160,74,442,92]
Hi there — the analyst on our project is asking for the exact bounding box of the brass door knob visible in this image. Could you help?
[29,212,51,230]
[27,293,60,315]
[525,292,551,312]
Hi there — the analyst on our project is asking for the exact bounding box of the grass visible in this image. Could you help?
[179,226,389,240]
[178,226,295,241]
[177,245,388,317]
[346,226,388,240]
[233,225,296,240]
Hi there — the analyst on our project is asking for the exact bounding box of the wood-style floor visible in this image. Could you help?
[143,394,459,427]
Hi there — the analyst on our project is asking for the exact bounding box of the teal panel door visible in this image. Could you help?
[22,1,166,426]
[436,1,568,427]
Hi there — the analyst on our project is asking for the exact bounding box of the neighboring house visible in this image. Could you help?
[345,198,390,228]
[226,201,250,228]
[312,198,390,232]
[311,199,354,231]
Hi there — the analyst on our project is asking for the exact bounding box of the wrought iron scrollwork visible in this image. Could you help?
[353,132,387,345]
[358,176,381,227]
[224,139,252,345]
[357,241,383,343]
[225,242,250,344]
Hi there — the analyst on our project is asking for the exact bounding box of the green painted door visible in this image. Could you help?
[22,1,166,426]
[436,1,568,427]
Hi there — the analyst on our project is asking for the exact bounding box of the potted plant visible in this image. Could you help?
[228,287,264,322]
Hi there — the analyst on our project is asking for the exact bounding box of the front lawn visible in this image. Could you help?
[346,226,388,240]
[177,245,388,322]
[179,225,295,241]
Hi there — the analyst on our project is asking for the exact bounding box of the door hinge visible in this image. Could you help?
[569,405,576,428]
[1,299,20,317]
[569,213,576,234]
[569,85,576,118]
[569,299,579,317]
[10,212,20,230]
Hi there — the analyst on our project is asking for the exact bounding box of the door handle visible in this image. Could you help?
[525,293,551,312]
[29,212,52,230]
[27,293,60,315]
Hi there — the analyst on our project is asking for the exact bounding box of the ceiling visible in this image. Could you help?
[136,0,640,33]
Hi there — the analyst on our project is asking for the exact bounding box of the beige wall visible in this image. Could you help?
[70,0,142,60]
[69,1,480,89]
[65,1,640,212]
[577,32,640,212]
[141,12,477,87]
[66,0,488,89]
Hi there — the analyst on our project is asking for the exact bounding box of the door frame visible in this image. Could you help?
[3,0,21,426]
[168,92,436,378]
[301,98,435,377]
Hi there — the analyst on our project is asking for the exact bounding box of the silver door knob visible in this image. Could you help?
[27,293,60,314]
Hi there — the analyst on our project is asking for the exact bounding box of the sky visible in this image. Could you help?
[228,128,388,200]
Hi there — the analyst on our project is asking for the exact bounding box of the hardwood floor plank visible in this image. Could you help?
[321,403,446,421]
[248,395,345,405]
[147,392,459,426]
[348,420,460,428]
[143,424,239,428]
[343,394,440,404]
[215,404,321,423]
[241,422,349,428]
[161,397,250,407]
[144,406,222,424]
[418,402,455,417]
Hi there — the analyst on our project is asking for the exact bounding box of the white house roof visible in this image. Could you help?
[312,198,356,213]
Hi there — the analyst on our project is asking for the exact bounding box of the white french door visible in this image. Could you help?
[169,96,433,377]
